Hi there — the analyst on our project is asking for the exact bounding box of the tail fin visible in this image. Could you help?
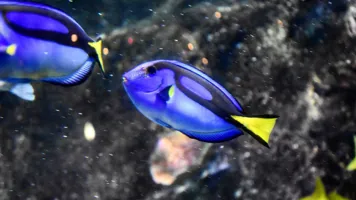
[10,83,35,101]
[231,115,278,148]
[88,38,105,75]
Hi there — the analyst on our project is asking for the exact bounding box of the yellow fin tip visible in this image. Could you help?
[6,44,17,56]
[88,40,105,74]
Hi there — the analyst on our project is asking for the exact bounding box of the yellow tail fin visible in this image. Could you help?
[231,115,278,147]
[346,136,356,171]
[88,39,105,74]
[6,44,17,56]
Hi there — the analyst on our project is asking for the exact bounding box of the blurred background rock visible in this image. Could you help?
[0,0,356,199]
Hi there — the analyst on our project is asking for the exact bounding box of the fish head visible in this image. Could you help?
[122,60,175,109]
[122,60,170,92]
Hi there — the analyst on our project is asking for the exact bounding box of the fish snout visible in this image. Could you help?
[122,75,128,83]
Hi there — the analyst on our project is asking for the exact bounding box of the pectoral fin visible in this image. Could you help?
[5,44,17,56]
[158,85,174,102]
[9,83,35,101]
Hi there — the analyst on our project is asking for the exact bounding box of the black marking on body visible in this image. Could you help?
[0,4,93,54]
[153,61,244,122]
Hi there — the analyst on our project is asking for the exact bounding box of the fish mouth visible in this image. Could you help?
[122,76,128,83]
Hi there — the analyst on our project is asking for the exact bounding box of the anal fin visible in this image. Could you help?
[41,59,94,86]
[180,128,243,143]
[154,118,172,128]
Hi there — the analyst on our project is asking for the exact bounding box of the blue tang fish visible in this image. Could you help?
[0,1,105,101]
[123,60,279,147]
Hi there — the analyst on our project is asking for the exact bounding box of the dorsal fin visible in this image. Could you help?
[41,60,94,86]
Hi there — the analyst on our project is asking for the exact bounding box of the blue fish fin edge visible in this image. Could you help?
[10,83,35,101]
[179,128,243,143]
[154,118,172,128]
[41,60,94,86]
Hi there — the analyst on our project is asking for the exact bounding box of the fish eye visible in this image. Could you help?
[146,66,157,76]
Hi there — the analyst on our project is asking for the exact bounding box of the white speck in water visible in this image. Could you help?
[63,135,68,138]
[292,143,299,149]
[220,145,224,149]
[84,122,96,141]
[251,188,258,194]
[310,166,317,173]
[234,189,242,198]
[243,152,251,158]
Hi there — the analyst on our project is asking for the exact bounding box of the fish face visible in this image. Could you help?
[123,61,176,118]
[123,61,165,93]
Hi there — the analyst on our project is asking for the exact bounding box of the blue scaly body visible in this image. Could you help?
[123,60,278,147]
[0,1,106,100]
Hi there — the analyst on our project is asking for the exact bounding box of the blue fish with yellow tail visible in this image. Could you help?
[122,60,279,147]
[0,1,106,101]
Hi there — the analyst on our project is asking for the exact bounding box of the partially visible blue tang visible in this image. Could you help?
[0,1,106,101]
[122,60,279,147]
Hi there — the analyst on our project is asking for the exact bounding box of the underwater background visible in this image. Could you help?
[1,0,356,199]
